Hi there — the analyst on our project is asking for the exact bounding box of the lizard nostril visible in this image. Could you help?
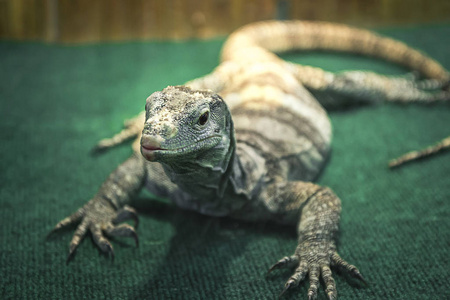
[162,122,177,138]
[143,118,176,139]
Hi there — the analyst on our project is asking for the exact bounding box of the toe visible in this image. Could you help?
[321,265,337,300]
[331,252,365,284]
[91,224,115,259]
[66,219,89,263]
[104,223,139,247]
[112,205,139,229]
[268,255,299,274]
[307,266,320,300]
[50,208,85,236]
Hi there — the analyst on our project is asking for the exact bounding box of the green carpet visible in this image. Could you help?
[1,24,449,300]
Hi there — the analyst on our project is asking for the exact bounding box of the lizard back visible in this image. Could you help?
[220,59,332,183]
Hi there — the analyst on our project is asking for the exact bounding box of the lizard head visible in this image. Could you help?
[140,86,233,165]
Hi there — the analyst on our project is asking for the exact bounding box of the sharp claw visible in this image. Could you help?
[267,256,298,275]
[353,270,368,286]
[105,243,115,261]
[327,291,337,300]
[278,287,288,299]
[267,262,282,275]
[128,211,139,229]
[331,252,366,286]
[104,222,139,248]
[132,231,139,247]
[66,249,76,264]
[308,292,316,300]
[278,281,293,299]
[113,205,139,229]
[105,242,114,261]
[308,291,318,300]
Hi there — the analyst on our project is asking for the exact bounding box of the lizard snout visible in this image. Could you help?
[140,134,164,161]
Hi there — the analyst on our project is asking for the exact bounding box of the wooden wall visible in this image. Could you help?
[1,0,449,43]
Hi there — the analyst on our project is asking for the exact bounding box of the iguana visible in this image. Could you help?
[51,21,450,299]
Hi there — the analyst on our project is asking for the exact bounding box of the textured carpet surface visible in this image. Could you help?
[1,24,449,300]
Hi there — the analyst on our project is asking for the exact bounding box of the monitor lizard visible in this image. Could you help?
[50,21,450,299]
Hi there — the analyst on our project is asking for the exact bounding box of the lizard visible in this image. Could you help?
[50,21,450,299]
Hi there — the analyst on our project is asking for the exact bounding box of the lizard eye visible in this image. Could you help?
[198,111,209,126]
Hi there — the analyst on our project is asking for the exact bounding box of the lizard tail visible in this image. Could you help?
[92,111,145,153]
[221,20,450,81]
[222,21,449,168]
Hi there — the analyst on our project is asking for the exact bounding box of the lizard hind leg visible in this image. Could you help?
[414,77,450,91]
[326,71,450,104]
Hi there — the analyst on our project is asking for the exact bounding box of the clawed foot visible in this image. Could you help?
[48,200,139,263]
[269,250,365,299]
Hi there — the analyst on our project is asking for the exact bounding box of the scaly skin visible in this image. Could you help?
[52,21,450,299]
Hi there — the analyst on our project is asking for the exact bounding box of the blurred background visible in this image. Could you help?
[1,0,450,43]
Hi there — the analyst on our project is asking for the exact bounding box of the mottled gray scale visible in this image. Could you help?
[232,106,328,181]
[234,128,314,183]
[234,128,284,166]
[232,105,328,157]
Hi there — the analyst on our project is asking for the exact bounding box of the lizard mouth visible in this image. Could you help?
[140,144,163,161]
[141,135,222,162]
[142,145,162,151]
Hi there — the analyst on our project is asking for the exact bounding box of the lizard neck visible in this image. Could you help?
[160,114,237,199]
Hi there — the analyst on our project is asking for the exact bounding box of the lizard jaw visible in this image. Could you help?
[141,134,223,162]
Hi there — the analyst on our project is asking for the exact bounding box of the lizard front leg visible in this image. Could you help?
[264,181,364,299]
[50,153,146,261]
